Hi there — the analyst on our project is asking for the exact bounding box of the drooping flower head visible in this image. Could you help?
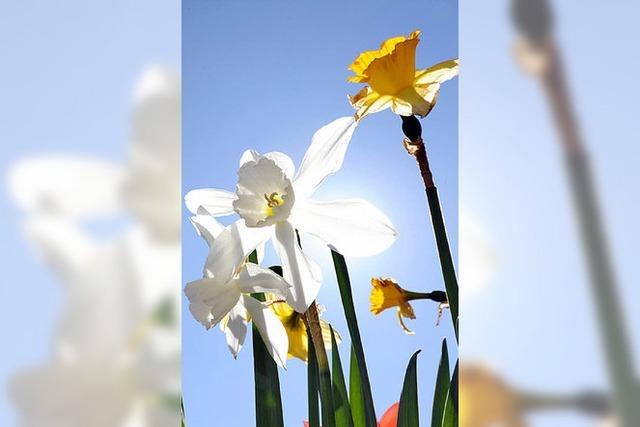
[348,30,459,120]
[370,277,449,334]
[370,277,416,334]
[184,216,291,367]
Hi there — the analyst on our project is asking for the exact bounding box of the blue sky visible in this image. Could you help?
[182,1,458,426]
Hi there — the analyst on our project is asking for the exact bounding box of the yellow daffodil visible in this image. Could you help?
[370,277,416,334]
[268,297,340,362]
[348,30,459,120]
[370,277,448,334]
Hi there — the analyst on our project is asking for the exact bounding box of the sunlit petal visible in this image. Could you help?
[222,303,248,358]
[185,188,237,216]
[293,116,358,198]
[204,219,271,282]
[189,215,225,247]
[290,198,397,257]
[184,278,240,329]
[236,263,290,296]
[242,295,289,368]
[273,221,322,313]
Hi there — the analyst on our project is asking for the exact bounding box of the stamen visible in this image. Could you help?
[264,192,283,208]
[397,310,415,335]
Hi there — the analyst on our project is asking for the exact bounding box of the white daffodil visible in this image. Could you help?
[185,116,398,314]
[185,219,291,367]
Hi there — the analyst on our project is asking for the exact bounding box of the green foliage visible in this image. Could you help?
[331,250,378,427]
[398,350,421,427]
[331,327,354,427]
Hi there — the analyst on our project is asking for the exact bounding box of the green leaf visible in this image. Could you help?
[441,361,458,427]
[252,321,285,427]
[349,347,366,427]
[331,250,377,427]
[250,251,284,427]
[425,187,459,339]
[181,399,186,427]
[398,350,421,427]
[331,327,354,427]
[308,328,320,427]
[431,340,450,427]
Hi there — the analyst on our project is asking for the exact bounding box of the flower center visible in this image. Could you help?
[264,192,285,217]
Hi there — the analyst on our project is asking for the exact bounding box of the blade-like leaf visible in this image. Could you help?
[431,340,450,427]
[398,350,421,427]
[441,361,458,427]
[252,318,285,427]
[425,187,459,339]
[349,347,366,427]
[308,327,320,427]
[331,250,377,427]
[331,326,354,427]
[251,252,284,427]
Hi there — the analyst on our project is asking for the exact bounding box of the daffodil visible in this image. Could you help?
[348,30,459,120]
[185,220,291,367]
[370,277,447,334]
[370,277,416,334]
[185,116,398,314]
[269,298,339,362]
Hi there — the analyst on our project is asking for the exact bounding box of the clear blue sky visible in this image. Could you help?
[182,1,458,426]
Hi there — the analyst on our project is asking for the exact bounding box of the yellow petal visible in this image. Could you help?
[348,88,393,120]
[392,86,435,117]
[366,36,419,95]
[414,59,459,86]
[348,30,421,78]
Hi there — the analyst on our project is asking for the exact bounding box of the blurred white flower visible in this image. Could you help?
[8,66,180,427]
[185,219,291,367]
[460,209,498,301]
[185,116,398,313]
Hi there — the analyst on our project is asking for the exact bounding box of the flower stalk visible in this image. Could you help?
[305,301,336,427]
[401,115,459,338]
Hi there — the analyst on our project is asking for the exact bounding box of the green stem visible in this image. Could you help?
[401,115,459,339]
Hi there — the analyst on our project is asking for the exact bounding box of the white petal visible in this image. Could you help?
[242,295,289,368]
[189,215,225,247]
[236,263,290,296]
[290,198,397,257]
[204,219,271,282]
[273,221,322,313]
[184,278,240,329]
[223,303,249,358]
[240,150,296,180]
[293,116,358,198]
[185,188,237,216]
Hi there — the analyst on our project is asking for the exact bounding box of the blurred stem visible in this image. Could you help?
[401,115,459,340]
[518,389,611,417]
[305,301,336,427]
[537,40,639,426]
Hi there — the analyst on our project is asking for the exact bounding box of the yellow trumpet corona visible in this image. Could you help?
[348,30,459,120]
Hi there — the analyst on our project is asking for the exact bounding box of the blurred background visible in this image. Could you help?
[0,1,180,426]
[460,0,640,426]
